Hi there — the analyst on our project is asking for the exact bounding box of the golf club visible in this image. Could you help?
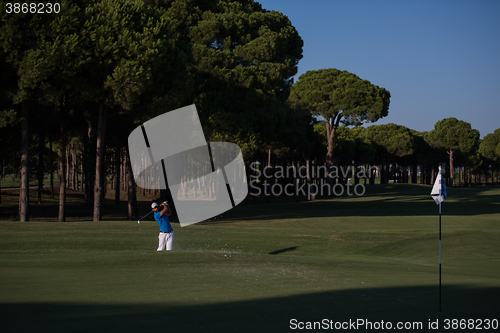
[137,210,153,224]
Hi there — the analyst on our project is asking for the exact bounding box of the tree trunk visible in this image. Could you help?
[353,162,359,184]
[37,128,44,205]
[58,98,68,222]
[266,148,271,202]
[19,101,29,221]
[411,164,417,184]
[325,121,336,168]
[325,117,340,192]
[448,149,454,187]
[463,166,467,187]
[392,157,396,183]
[293,160,299,201]
[122,153,126,192]
[93,103,107,221]
[126,147,138,220]
[0,159,2,205]
[66,145,70,189]
[49,135,54,199]
[80,150,84,192]
[85,116,95,207]
[72,146,77,190]
[307,158,314,200]
[426,163,432,185]
[114,146,121,204]
[301,152,314,200]
[380,157,389,184]
[369,165,376,185]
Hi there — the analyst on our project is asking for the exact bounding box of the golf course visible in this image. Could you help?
[2,0,500,331]
[1,184,498,332]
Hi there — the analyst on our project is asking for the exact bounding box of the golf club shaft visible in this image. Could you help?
[138,210,153,221]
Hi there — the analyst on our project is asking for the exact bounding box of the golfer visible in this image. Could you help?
[151,201,174,251]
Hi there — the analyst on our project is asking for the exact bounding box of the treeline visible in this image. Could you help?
[1,1,499,222]
[0,0,303,221]
[247,120,499,201]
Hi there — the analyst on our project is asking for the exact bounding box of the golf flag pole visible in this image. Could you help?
[439,200,441,312]
[430,165,448,312]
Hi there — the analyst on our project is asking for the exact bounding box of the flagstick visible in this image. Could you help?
[439,201,442,312]
[431,165,447,312]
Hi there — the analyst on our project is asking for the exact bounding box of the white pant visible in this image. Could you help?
[157,231,174,251]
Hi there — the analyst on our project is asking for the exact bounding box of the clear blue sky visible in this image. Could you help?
[257,0,500,138]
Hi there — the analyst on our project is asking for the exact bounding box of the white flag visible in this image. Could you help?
[430,167,448,205]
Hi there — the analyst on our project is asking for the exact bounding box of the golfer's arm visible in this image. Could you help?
[160,204,171,217]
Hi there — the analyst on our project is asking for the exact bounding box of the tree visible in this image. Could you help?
[321,126,356,184]
[427,118,479,186]
[280,103,321,200]
[0,109,18,205]
[304,124,375,189]
[0,7,55,221]
[179,0,303,157]
[478,128,500,183]
[288,68,390,171]
[0,48,19,206]
[479,128,500,162]
[410,131,439,185]
[363,124,414,183]
[21,1,84,221]
[81,0,188,220]
[350,128,376,184]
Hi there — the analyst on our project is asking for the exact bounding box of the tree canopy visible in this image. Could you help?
[288,68,390,168]
[289,69,390,126]
[479,129,500,163]
[364,123,415,158]
[427,117,480,186]
[181,0,303,158]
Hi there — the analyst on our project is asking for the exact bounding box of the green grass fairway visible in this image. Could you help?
[1,184,499,332]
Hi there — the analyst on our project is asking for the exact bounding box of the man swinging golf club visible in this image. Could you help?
[151,201,174,251]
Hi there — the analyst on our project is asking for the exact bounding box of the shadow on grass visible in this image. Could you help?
[1,285,498,333]
[2,184,499,222]
[269,246,298,255]
[204,185,500,223]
